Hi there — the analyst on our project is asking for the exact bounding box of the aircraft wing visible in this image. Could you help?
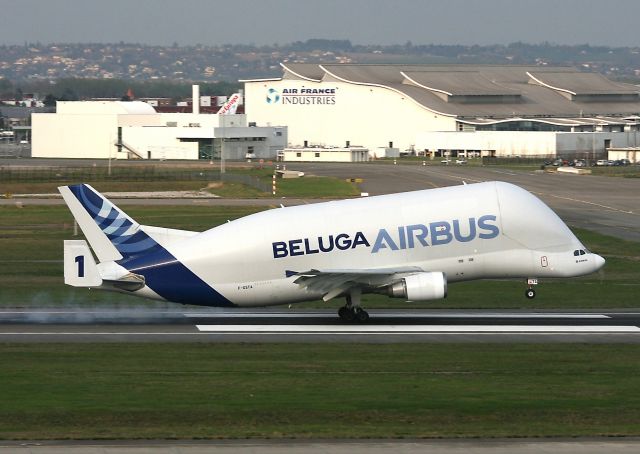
[293,266,424,301]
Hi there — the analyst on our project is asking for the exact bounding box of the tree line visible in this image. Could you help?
[0,78,242,104]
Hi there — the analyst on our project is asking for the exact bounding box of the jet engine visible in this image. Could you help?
[388,272,447,301]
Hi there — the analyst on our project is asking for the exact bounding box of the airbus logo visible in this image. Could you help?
[266,88,280,104]
[272,215,500,258]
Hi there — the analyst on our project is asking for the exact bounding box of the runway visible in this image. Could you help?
[3,308,640,343]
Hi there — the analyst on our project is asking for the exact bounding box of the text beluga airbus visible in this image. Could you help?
[60,181,604,322]
[272,214,499,258]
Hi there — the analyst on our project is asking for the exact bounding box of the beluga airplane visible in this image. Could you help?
[60,181,605,322]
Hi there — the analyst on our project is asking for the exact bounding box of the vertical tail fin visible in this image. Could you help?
[59,184,163,262]
[218,93,241,115]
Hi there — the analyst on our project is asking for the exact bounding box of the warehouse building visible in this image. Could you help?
[243,64,640,159]
[32,90,286,161]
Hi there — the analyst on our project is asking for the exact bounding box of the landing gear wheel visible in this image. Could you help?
[338,306,355,322]
[355,308,370,323]
[525,288,536,299]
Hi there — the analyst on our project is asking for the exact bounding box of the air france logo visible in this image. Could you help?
[272,215,500,258]
[266,86,337,105]
[266,88,280,104]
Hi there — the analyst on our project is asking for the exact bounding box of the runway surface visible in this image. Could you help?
[3,308,640,343]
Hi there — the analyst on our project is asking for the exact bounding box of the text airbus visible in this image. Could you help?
[272,215,500,258]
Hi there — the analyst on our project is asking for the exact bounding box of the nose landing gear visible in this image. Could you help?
[525,278,538,299]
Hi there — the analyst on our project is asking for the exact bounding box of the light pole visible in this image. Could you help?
[592,126,596,164]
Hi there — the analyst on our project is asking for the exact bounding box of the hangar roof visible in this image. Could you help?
[527,71,638,96]
[265,63,640,121]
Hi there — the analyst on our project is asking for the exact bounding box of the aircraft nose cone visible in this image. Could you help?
[594,254,606,271]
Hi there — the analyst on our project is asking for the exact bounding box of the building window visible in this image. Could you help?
[315,152,320,158]
[296,152,302,158]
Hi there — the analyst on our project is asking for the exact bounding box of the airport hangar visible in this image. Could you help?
[243,63,640,161]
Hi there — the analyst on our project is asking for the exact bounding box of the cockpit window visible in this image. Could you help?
[574,249,587,256]
[574,250,580,256]
[580,250,586,255]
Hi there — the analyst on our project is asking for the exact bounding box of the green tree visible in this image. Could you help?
[43,94,57,107]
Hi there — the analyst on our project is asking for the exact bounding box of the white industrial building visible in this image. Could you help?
[280,145,369,162]
[243,64,640,158]
[32,96,286,161]
[415,130,638,159]
[608,147,640,163]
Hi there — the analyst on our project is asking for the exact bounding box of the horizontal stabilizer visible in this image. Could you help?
[64,240,102,287]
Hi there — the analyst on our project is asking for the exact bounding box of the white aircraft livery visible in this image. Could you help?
[59,181,605,322]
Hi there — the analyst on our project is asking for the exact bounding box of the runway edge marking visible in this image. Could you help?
[196,324,640,333]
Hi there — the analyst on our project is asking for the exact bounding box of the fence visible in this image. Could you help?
[221,172,271,192]
[0,144,31,158]
[482,156,552,165]
[0,166,271,193]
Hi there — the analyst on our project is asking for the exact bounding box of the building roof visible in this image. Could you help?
[264,63,640,122]
[0,105,53,119]
[57,101,157,115]
[527,71,638,96]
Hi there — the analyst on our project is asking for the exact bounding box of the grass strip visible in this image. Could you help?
[2,343,640,439]
[1,167,361,198]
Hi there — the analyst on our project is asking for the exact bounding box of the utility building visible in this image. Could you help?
[243,64,640,159]
[280,145,369,162]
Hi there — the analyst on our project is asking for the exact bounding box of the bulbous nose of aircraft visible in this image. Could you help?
[593,254,606,272]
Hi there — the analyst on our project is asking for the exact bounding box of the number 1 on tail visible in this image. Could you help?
[74,255,85,277]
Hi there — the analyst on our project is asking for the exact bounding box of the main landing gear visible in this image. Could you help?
[338,288,369,323]
[525,278,538,299]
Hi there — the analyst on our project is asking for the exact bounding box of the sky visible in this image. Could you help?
[2,0,639,47]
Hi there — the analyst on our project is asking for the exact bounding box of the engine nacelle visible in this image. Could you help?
[388,272,447,301]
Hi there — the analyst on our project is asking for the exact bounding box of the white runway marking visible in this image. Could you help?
[540,192,635,215]
[196,324,640,333]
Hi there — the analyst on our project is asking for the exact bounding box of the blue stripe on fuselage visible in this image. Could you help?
[117,248,235,307]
